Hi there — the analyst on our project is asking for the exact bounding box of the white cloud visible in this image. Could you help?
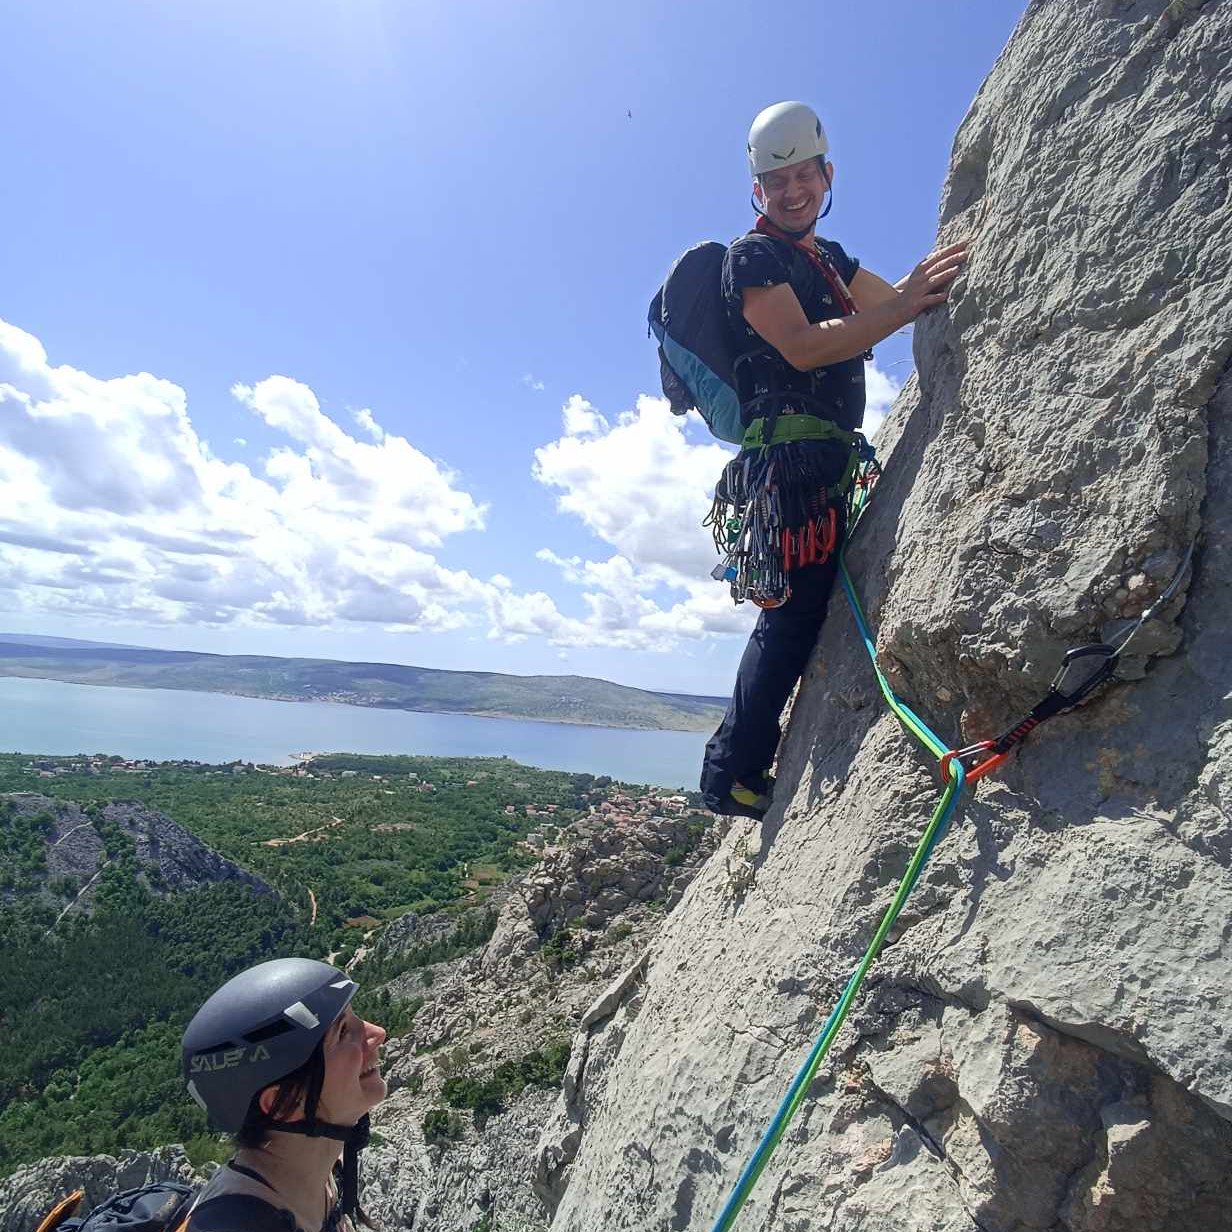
[0,319,490,634]
[534,394,732,585]
[521,373,546,392]
[353,408,384,441]
[0,318,804,657]
[233,437,248,447]
[559,393,608,438]
[863,361,903,439]
[478,393,759,650]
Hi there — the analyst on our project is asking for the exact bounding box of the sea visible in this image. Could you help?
[0,676,710,789]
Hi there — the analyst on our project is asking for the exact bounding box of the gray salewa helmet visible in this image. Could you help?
[182,958,358,1133]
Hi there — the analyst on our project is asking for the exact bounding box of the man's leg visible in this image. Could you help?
[700,549,844,813]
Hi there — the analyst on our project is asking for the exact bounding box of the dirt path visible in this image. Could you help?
[308,887,318,926]
[50,821,95,847]
[262,817,346,847]
[46,860,111,935]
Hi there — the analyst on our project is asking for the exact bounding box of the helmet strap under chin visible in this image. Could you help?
[273,1114,371,1219]
[750,160,834,239]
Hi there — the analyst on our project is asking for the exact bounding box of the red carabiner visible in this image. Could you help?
[939,740,1010,784]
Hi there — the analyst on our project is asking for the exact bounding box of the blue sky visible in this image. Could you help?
[0,0,1024,695]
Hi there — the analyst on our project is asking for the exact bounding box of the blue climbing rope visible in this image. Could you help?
[708,465,967,1232]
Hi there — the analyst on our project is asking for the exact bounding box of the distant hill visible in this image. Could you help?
[0,636,727,731]
[0,633,143,651]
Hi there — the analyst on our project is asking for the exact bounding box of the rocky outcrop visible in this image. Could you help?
[542,3,1232,1230]
[479,813,715,981]
[1,793,270,911]
[0,1148,197,1232]
[361,813,715,1232]
[367,1089,556,1232]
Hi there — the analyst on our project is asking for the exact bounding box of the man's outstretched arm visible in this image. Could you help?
[742,242,968,372]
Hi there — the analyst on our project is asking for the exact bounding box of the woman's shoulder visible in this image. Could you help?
[187,1165,298,1232]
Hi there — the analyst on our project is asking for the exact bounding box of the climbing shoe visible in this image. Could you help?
[723,777,774,820]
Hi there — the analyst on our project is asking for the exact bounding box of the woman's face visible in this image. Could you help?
[318,1006,387,1125]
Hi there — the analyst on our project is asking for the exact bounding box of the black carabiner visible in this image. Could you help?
[1049,643,1120,706]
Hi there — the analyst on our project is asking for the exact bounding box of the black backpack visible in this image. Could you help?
[647,240,745,444]
[35,1181,295,1232]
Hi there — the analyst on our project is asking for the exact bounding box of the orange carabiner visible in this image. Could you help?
[939,741,1010,784]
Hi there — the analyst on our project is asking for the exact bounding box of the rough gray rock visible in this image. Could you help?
[543,3,1232,1230]
[0,1148,198,1232]
[364,1089,556,1232]
[361,811,715,1232]
[1,793,269,911]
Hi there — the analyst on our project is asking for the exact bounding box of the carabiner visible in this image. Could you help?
[939,740,1010,784]
[1049,643,1119,706]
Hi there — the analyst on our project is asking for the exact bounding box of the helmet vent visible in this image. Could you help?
[284,1000,320,1029]
[245,1018,296,1044]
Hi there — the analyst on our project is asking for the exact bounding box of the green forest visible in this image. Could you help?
[0,752,617,1178]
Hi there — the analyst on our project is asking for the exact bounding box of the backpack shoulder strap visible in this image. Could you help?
[187,1194,297,1232]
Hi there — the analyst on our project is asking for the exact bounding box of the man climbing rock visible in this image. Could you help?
[700,100,968,819]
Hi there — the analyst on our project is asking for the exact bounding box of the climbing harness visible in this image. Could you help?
[704,420,866,609]
[940,540,1196,783]
[704,416,872,610]
[707,447,1195,1232]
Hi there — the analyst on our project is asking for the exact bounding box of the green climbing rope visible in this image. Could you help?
[707,465,966,1232]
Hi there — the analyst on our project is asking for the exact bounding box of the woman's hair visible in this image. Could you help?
[234,1039,327,1147]
[232,1040,378,1228]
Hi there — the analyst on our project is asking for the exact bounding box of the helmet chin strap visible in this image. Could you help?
[751,162,834,240]
[274,1113,371,1219]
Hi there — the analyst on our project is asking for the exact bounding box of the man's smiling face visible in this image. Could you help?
[755,157,833,232]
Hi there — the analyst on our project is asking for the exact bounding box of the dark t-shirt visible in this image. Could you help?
[722,232,867,436]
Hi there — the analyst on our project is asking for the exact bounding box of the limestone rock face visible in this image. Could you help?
[544,4,1232,1230]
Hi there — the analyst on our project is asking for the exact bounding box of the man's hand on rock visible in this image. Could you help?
[896,241,970,323]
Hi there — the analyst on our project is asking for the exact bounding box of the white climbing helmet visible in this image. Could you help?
[746,101,829,178]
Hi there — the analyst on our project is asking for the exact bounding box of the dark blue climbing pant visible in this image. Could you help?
[700,546,844,812]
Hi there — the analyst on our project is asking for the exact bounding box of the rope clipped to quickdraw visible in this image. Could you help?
[708,446,967,1232]
[940,540,1196,782]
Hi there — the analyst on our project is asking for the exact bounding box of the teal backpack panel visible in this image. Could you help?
[648,241,744,446]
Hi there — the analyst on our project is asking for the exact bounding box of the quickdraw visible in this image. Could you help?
[707,434,1195,1232]
[941,541,1196,782]
[705,437,861,609]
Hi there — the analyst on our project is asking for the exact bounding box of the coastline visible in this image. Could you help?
[0,667,722,734]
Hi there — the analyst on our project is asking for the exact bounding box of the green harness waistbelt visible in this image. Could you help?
[740,414,862,495]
